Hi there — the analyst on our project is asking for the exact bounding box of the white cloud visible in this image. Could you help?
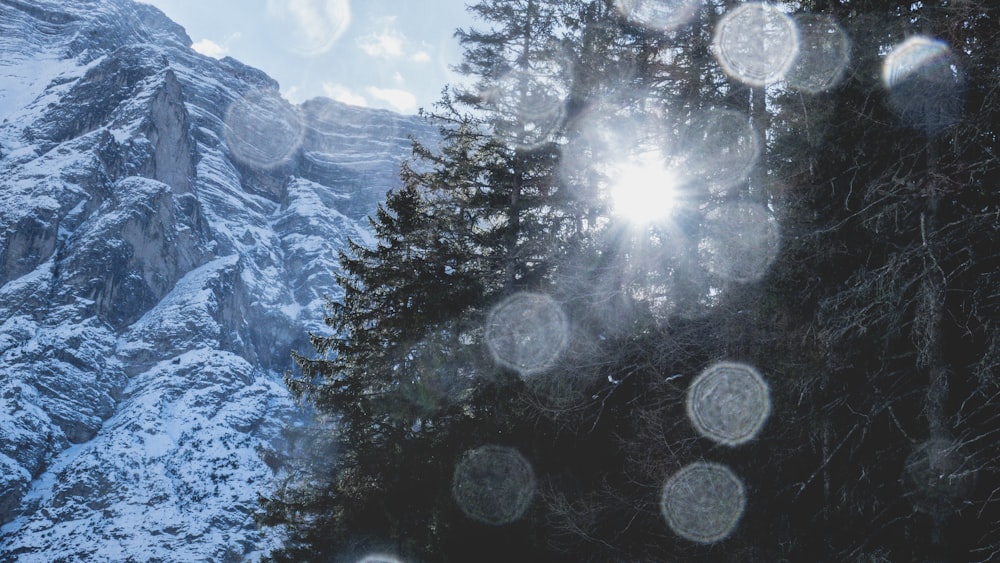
[192,38,228,59]
[357,29,405,59]
[282,86,303,103]
[366,86,417,113]
[411,51,432,63]
[324,83,368,107]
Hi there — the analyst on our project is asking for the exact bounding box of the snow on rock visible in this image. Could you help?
[2,350,287,562]
[0,0,435,559]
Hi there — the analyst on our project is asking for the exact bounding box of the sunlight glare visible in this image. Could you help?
[609,151,682,225]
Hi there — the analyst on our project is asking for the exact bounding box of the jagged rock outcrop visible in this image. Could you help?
[0,0,434,559]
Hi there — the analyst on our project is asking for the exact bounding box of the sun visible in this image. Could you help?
[608,151,682,225]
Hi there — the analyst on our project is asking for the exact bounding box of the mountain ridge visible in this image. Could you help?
[0,0,433,559]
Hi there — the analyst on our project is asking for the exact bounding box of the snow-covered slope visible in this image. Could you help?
[0,0,433,559]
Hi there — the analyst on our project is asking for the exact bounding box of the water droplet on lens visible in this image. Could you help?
[714,3,799,86]
[661,462,746,543]
[269,0,351,56]
[902,438,976,515]
[485,68,567,150]
[687,361,771,446]
[614,0,701,31]
[356,554,404,563]
[301,98,403,165]
[485,292,569,375]
[699,202,780,283]
[785,14,850,93]
[883,36,964,135]
[224,89,305,170]
[452,445,536,525]
[680,108,760,197]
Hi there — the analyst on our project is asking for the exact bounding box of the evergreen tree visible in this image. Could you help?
[766,1,1000,560]
[261,0,1000,560]
[260,119,498,557]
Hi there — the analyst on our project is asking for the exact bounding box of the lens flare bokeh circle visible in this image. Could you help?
[268,0,352,56]
[698,202,780,283]
[485,68,567,150]
[223,89,305,170]
[452,445,537,525]
[785,14,849,93]
[614,0,701,32]
[713,3,799,86]
[882,36,964,134]
[902,438,976,515]
[687,361,771,446]
[485,292,569,375]
[661,461,746,543]
[679,108,760,197]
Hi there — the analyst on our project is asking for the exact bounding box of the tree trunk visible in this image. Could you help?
[919,140,952,558]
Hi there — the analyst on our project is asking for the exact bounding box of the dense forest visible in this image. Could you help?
[259,0,1000,561]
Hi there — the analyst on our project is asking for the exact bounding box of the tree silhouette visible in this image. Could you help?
[261,1,1000,561]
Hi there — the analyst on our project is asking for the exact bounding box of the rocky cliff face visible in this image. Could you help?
[0,1,433,559]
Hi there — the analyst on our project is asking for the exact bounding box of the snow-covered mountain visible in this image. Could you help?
[0,0,434,559]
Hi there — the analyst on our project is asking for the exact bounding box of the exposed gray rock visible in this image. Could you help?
[144,69,194,193]
[0,208,58,281]
[0,0,435,559]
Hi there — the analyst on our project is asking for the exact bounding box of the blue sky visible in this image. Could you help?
[141,0,476,114]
